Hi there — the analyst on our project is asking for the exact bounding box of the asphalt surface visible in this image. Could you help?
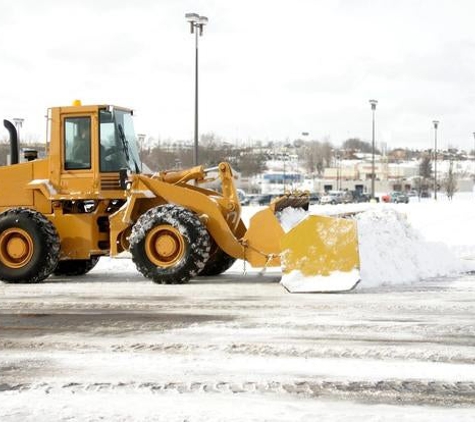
[1,265,475,421]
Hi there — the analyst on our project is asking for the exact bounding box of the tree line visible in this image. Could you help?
[139,135,382,177]
[0,134,466,199]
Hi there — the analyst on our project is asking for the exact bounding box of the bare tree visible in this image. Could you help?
[0,142,9,166]
[342,138,381,154]
[419,155,432,179]
[141,146,181,172]
[302,141,322,174]
[443,160,458,200]
[321,140,334,168]
[235,151,267,177]
[301,139,335,176]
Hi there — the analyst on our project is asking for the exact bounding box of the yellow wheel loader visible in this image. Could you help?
[0,102,360,292]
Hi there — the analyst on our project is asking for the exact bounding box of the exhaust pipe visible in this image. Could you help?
[3,119,19,165]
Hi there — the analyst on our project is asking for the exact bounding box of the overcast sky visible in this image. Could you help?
[1,0,475,151]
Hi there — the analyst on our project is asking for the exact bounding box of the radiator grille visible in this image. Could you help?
[100,175,122,190]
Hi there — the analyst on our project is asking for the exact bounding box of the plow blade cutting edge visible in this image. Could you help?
[280,215,360,293]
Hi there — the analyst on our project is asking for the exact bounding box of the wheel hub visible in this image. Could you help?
[145,225,185,268]
[7,237,27,258]
[155,234,177,258]
[0,228,34,269]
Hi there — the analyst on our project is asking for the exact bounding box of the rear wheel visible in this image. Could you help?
[199,244,236,276]
[54,257,100,276]
[129,205,211,284]
[0,208,60,283]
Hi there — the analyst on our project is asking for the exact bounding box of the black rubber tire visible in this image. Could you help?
[53,256,100,276]
[129,204,211,284]
[0,208,60,283]
[199,245,236,276]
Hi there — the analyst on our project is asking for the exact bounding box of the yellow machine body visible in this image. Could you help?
[0,102,360,291]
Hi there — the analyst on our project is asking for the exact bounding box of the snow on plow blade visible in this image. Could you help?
[280,215,360,293]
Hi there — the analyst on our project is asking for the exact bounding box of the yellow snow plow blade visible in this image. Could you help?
[280,215,360,293]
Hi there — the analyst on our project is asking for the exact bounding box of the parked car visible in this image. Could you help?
[237,189,250,205]
[254,193,274,205]
[309,192,321,204]
[351,191,370,203]
[320,190,352,205]
[320,192,339,205]
[390,191,409,204]
[338,190,353,204]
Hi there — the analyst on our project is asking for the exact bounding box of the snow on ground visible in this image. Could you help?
[1,192,475,421]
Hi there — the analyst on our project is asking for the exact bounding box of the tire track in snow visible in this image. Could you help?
[2,340,475,364]
[1,380,474,406]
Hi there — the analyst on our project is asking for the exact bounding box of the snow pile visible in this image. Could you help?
[278,207,308,233]
[278,207,468,290]
[355,208,466,287]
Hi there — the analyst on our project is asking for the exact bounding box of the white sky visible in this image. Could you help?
[1,0,475,150]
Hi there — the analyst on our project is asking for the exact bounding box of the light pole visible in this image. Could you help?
[433,120,439,200]
[185,12,208,167]
[336,154,341,190]
[282,147,287,193]
[369,100,378,199]
[472,132,475,170]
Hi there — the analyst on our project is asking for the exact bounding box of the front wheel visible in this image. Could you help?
[129,205,211,284]
[0,208,60,283]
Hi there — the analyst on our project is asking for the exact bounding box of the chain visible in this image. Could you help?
[258,254,276,276]
[239,240,277,276]
[242,243,247,275]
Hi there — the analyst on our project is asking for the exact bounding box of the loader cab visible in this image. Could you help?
[51,103,142,197]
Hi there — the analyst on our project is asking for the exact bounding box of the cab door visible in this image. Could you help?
[60,113,100,196]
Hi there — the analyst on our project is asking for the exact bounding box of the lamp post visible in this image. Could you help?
[282,147,287,193]
[185,12,208,166]
[472,132,475,170]
[336,154,341,190]
[369,100,378,199]
[433,120,439,200]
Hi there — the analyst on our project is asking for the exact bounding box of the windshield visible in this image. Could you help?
[99,108,142,173]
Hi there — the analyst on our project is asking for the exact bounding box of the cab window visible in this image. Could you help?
[64,117,91,170]
[99,110,128,172]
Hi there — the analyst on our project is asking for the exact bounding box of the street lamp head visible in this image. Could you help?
[433,120,439,129]
[12,118,24,128]
[185,13,199,22]
[198,16,208,35]
[369,99,378,110]
[185,13,208,35]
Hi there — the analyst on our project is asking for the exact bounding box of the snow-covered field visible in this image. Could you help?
[0,193,474,421]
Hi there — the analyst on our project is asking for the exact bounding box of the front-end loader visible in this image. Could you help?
[0,102,360,292]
